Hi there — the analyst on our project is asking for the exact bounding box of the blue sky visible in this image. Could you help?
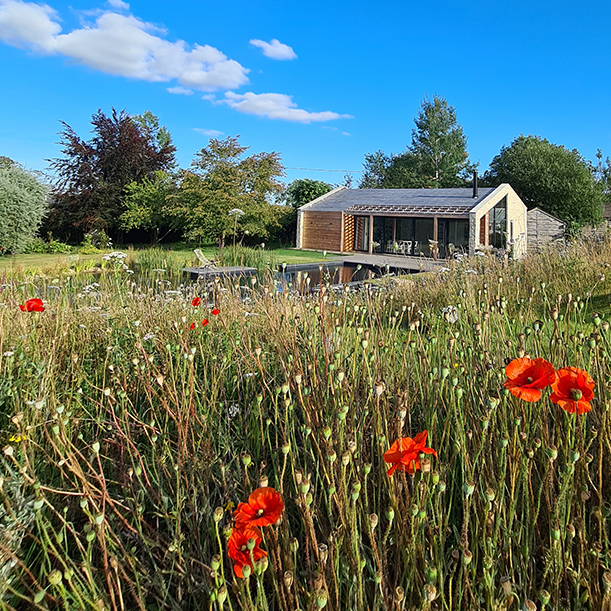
[1,0,610,186]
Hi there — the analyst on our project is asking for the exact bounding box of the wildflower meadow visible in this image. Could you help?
[2,237,611,610]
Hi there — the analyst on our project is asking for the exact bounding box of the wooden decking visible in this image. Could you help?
[184,253,445,282]
[343,253,446,273]
[184,266,257,280]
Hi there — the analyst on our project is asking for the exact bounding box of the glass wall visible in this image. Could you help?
[437,219,469,257]
[489,196,507,249]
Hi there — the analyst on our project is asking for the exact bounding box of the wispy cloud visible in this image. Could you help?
[107,0,129,10]
[167,86,193,95]
[194,128,224,137]
[250,38,296,60]
[223,92,352,123]
[0,0,250,90]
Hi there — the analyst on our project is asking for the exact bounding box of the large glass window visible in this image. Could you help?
[489,197,507,249]
[438,219,469,257]
[414,219,434,256]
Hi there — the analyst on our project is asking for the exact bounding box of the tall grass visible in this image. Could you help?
[1,237,611,610]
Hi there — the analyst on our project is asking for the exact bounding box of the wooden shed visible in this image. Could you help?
[527,208,565,253]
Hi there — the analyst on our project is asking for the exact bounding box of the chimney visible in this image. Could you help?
[472,171,478,198]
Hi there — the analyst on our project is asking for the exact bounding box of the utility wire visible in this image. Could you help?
[285,167,363,173]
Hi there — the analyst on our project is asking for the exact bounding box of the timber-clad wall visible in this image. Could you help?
[343,215,355,252]
[527,209,565,253]
[301,211,343,251]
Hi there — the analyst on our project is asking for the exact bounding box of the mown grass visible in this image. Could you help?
[1,237,611,610]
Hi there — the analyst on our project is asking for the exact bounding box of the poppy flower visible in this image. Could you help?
[550,367,595,414]
[202,319,209,327]
[227,527,266,578]
[211,308,220,315]
[234,487,284,528]
[192,297,201,307]
[190,322,196,330]
[19,298,44,312]
[384,431,437,476]
[503,357,556,402]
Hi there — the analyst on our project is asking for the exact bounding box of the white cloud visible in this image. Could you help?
[342,131,351,136]
[194,128,224,137]
[167,86,193,95]
[0,0,249,91]
[223,92,352,123]
[250,38,296,60]
[107,0,129,10]
[0,0,60,52]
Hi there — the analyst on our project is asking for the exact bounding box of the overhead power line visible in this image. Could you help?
[285,167,363,173]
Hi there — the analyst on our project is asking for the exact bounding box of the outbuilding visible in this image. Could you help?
[526,208,566,253]
[296,183,528,258]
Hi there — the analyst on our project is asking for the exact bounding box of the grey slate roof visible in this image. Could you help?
[302,187,496,213]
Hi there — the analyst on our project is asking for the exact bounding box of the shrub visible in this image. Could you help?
[0,164,48,254]
[23,233,73,254]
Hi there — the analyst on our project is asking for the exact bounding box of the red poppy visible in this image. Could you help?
[19,298,44,312]
[234,487,284,528]
[202,319,209,327]
[384,431,437,476]
[549,367,595,414]
[504,357,556,402]
[211,308,220,315]
[190,322,196,330]
[227,527,266,578]
[192,297,201,307]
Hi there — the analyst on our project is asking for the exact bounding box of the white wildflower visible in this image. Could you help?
[442,306,459,324]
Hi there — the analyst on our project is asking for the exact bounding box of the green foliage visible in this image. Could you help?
[485,135,604,227]
[360,95,475,188]
[120,171,177,243]
[170,136,285,244]
[0,163,48,254]
[216,244,276,270]
[283,178,333,209]
[23,233,73,254]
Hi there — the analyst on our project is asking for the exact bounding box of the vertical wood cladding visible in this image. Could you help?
[301,211,343,251]
[343,215,355,252]
[479,212,490,246]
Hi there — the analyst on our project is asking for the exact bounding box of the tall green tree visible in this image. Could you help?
[0,162,48,254]
[485,135,604,227]
[119,171,177,244]
[47,109,176,240]
[171,136,285,244]
[359,95,475,188]
[283,178,333,209]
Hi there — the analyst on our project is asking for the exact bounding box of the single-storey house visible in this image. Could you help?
[296,183,528,258]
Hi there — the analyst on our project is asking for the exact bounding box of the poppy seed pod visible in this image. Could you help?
[497,577,511,596]
[284,571,294,589]
[318,543,328,564]
[424,584,438,603]
[213,507,224,523]
[369,513,379,530]
[523,601,537,611]
[315,590,328,609]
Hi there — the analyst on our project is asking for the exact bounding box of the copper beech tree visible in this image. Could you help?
[47,108,176,241]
